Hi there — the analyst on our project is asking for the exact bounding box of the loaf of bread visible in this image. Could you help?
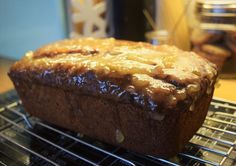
[193,44,231,70]
[226,31,236,63]
[9,38,217,157]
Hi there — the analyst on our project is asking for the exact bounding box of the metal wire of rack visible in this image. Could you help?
[0,90,235,166]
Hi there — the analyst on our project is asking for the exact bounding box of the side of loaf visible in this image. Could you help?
[9,38,217,157]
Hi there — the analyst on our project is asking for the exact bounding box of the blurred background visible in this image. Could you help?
[0,0,235,101]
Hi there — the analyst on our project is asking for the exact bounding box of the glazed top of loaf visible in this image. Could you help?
[10,38,217,113]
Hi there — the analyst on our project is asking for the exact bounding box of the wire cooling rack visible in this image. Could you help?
[0,90,235,166]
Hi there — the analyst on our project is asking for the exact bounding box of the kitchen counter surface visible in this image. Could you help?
[0,58,235,102]
[0,58,14,93]
[214,79,236,102]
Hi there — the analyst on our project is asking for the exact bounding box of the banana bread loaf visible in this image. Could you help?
[9,38,217,157]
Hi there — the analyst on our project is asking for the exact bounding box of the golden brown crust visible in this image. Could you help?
[9,38,217,112]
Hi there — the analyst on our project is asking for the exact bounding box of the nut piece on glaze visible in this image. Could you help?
[116,129,125,143]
